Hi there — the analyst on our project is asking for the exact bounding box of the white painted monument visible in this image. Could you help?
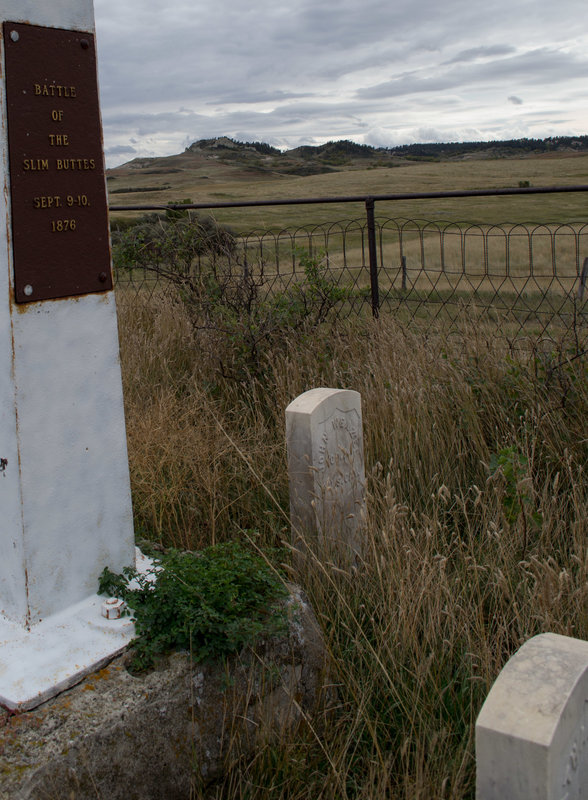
[476,632,588,799]
[0,0,139,710]
[285,388,366,563]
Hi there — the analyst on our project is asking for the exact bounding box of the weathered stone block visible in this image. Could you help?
[0,586,330,800]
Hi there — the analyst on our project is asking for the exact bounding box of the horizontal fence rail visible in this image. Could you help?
[110,186,588,343]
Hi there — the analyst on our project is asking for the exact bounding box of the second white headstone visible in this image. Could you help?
[476,632,588,800]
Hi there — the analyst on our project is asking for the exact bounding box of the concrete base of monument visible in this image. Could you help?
[0,548,152,711]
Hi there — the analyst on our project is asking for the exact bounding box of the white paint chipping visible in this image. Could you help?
[11,294,135,623]
[0,0,138,709]
[0,0,134,627]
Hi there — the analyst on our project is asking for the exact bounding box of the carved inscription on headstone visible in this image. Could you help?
[3,22,112,303]
[313,405,364,536]
[286,388,366,562]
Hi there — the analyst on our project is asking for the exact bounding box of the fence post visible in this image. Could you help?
[578,256,588,301]
[365,198,380,318]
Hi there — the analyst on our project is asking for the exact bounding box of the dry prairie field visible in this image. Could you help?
[116,305,587,799]
[112,156,588,345]
[114,149,587,799]
[108,151,588,230]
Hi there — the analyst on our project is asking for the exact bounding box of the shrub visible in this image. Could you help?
[111,208,235,283]
[193,247,349,380]
[115,221,349,381]
[99,541,288,671]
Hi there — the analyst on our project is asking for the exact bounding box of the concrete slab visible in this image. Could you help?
[0,549,152,711]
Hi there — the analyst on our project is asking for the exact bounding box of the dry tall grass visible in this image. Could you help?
[116,289,587,799]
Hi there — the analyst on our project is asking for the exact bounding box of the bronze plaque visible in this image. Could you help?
[3,22,113,303]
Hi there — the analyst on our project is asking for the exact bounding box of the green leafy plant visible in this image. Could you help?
[489,446,543,557]
[193,248,348,362]
[164,197,195,221]
[290,246,350,325]
[193,245,348,380]
[99,541,288,671]
[111,208,235,282]
[113,216,348,382]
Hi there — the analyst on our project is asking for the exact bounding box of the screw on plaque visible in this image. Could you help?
[98,272,108,283]
[10,31,19,42]
[80,39,89,50]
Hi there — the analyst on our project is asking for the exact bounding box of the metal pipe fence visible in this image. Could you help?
[110,186,588,343]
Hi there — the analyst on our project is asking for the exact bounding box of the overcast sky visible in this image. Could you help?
[93,0,588,168]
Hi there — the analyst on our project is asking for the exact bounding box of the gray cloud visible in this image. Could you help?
[93,0,588,167]
[205,89,314,105]
[508,96,524,105]
[357,49,588,100]
[444,45,516,64]
[104,144,137,156]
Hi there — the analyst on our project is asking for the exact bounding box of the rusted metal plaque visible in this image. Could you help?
[3,22,112,303]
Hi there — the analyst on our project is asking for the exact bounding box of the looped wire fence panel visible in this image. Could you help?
[110,187,588,344]
[113,215,587,343]
[374,219,588,340]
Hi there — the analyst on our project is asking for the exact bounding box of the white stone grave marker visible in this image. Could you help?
[285,388,366,563]
[476,632,588,799]
[0,0,141,710]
